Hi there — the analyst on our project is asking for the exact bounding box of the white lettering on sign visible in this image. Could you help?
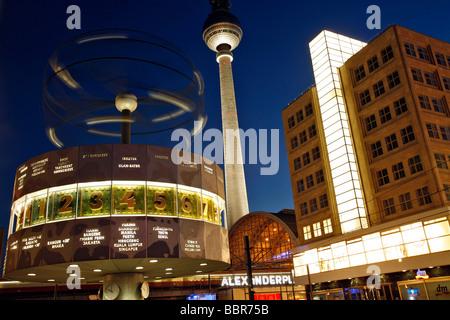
[154,154,169,160]
[118,164,141,168]
[47,238,70,249]
[9,240,18,250]
[31,158,48,177]
[417,269,426,276]
[153,226,173,240]
[415,269,429,279]
[54,158,74,174]
[82,153,108,159]
[80,228,104,246]
[22,235,42,250]
[117,156,141,169]
[113,222,143,252]
[221,274,293,287]
[185,240,201,252]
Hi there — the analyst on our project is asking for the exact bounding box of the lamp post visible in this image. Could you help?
[306,264,313,300]
[115,92,137,144]
[244,235,255,300]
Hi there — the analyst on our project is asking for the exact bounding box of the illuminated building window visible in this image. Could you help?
[309,30,368,234]
[319,194,328,208]
[419,94,431,110]
[373,80,385,97]
[376,168,390,187]
[367,55,379,72]
[440,126,450,140]
[408,155,423,174]
[392,162,406,180]
[313,222,322,237]
[310,199,318,213]
[308,124,317,138]
[435,52,447,66]
[296,109,304,123]
[393,97,408,115]
[424,71,437,87]
[306,174,314,188]
[300,203,308,216]
[399,192,413,211]
[294,157,301,170]
[297,179,305,193]
[294,216,450,277]
[312,146,320,160]
[354,65,366,82]
[443,184,450,201]
[416,186,432,206]
[385,133,398,151]
[323,219,332,234]
[426,123,440,139]
[387,70,400,88]
[303,225,312,240]
[382,198,396,216]
[359,89,371,106]
[288,115,295,129]
[379,106,392,124]
[424,217,450,253]
[417,46,430,61]
[411,68,423,82]
[291,136,299,150]
[400,125,415,144]
[434,153,448,169]
[299,130,307,144]
[365,114,377,132]
[381,45,394,63]
[404,42,417,57]
[370,140,384,159]
[302,152,311,166]
[315,170,324,184]
[305,103,313,116]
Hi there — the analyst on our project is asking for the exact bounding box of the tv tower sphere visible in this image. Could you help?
[202,3,243,56]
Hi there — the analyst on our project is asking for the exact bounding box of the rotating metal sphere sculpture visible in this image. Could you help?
[42,29,206,148]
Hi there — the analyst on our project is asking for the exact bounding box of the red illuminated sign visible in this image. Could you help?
[254,293,281,300]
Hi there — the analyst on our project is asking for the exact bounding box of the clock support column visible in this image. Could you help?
[102,273,147,300]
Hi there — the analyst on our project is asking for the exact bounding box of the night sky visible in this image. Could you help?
[0,0,448,239]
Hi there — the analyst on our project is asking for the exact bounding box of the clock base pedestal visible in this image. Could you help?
[102,273,146,300]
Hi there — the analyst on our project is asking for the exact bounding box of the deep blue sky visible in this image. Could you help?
[0,0,448,235]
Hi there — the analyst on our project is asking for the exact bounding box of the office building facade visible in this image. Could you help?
[283,25,450,300]
[282,86,342,245]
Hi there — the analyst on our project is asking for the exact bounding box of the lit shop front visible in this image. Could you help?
[3,144,230,287]
[397,270,450,300]
[224,210,306,300]
[218,272,299,300]
[136,210,306,300]
[292,208,450,300]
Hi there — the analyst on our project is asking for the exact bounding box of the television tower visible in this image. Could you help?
[203,0,249,227]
